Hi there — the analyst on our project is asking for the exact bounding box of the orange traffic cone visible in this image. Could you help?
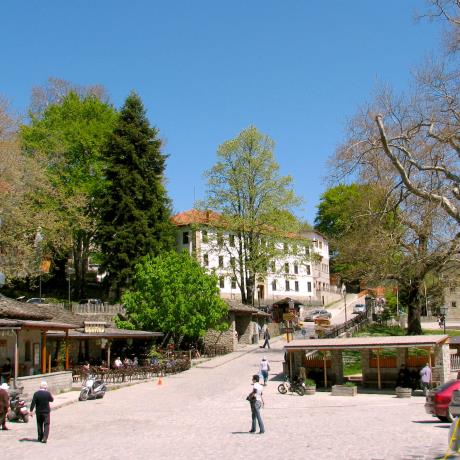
[157,376,163,385]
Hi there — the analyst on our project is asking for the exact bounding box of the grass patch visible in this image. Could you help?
[353,324,405,337]
[424,329,460,337]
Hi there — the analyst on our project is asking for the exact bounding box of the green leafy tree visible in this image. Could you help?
[121,251,228,342]
[21,89,117,297]
[97,92,174,298]
[203,126,303,304]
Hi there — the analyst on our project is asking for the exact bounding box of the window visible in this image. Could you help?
[307,282,312,292]
[182,231,189,244]
[230,257,236,268]
[283,243,288,253]
[272,280,277,291]
[295,281,299,292]
[271,261,276,272]
[285,280,290,291]
[452,301,457,308]
[217,231,223,247]
[294,264,299,274]
[305,246,310,255]
[319,241,323,249]
[218,256,224,268]
[202,230,208,243]
[203,254,209,266]
[219,276,225,288]
[284,263,289,274]
[306,265,311,275]
[229,234,235,247]
[231,277,237,289]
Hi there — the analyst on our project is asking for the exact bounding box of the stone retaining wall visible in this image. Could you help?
[16,371,73,399]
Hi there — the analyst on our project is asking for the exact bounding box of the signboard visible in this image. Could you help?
[283,313,295,321]
[40,259,52,273]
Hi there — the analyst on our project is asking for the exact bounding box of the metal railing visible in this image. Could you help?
[323,312,369,339]
[70,303,125,315]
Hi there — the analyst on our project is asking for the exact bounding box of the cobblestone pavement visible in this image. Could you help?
[1,339,457,460]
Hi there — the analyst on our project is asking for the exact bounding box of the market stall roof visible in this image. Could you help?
[0,294,83,326]
[47,328,162,339]
[270,297,305,307]
[0,318,77,330]
[225,300,269,316]
[284,335,449,351]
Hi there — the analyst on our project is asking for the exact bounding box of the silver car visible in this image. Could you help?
[304,309,332,321]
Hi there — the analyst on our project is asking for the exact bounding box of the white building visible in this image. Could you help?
[171,210,337,306]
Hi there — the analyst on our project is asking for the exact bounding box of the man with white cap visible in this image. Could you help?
[0,382,9,430]
[30,381,54,443]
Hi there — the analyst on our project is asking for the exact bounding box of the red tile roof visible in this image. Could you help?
[171,209,223,227]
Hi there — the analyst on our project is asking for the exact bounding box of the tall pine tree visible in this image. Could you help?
[97,92,174,298]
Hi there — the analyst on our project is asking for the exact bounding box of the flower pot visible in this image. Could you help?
[304,385,316,395]
[331,385,357,396]
[395,386,412,398]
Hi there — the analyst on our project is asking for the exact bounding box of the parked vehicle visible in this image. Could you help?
[26,297,46,304]
[7,391,29,423]
[304,309,332,321]
[78,298,103,306]
[79,374,107,401]
[278,376,305,396]
[450,390,460,418]
[425,380,460,422]
[353,304,366,314]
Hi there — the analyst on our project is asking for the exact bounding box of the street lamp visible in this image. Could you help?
[440,305,448,334]
[342,284,348,325]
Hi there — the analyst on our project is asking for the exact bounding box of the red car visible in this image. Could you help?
[425,380,460,422]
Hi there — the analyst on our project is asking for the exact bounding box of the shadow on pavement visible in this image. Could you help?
[19,438,40,442]
[231,431,256,435]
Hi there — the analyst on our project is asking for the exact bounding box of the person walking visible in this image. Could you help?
[259,357,270,386]
[261,328,270,349]
[0,382,10,431]
[30,381,54,443]
[247,374,265,434]
[420,363,432,395]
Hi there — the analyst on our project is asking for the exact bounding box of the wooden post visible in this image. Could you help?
[107,341,111,369]
[428,347,432,367]
[13,330,19,388]
[41,331,47,374]
[289,351,293,380]
[376,349,381,390]
[65,330,69,370]
[48,352,51,374]
[323,352,328,388]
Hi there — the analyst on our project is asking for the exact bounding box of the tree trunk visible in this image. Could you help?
[72,230,91,299]
[407,282,422,335]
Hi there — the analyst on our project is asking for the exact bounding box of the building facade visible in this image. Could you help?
[171,210,337,306]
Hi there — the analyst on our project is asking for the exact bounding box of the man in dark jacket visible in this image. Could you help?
[0,382,9,430]
[30,381,54,443]
[261,328,271,349]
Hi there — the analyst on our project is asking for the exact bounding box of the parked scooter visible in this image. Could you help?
[277,376,305,396]
[7,391,30,423]
[79,374,107,401]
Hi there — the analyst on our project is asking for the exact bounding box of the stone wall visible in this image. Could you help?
[16,371,73,400]
[203,328,235,353]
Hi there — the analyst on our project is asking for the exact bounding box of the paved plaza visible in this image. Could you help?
[1,339,456,460]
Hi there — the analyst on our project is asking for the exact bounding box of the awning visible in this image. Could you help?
[284,335,450,351]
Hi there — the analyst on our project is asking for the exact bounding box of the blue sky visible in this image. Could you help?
[1,1,444,223]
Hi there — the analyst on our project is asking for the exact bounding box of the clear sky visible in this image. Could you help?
[1,0,444,223]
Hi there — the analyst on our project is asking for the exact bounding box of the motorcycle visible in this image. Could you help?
[277,376,305,396]
[7,391,30,423]
[79,374,107,401]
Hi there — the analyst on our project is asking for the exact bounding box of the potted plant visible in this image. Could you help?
[304,378,316,395]
[331,381,357,396]
[395,386,412,398]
